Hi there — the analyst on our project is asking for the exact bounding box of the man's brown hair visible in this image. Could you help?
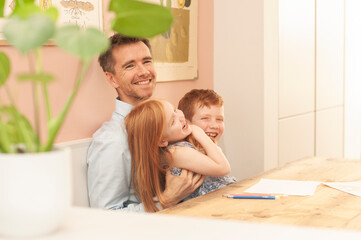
[98,33,151,74]
[178,89,224,121]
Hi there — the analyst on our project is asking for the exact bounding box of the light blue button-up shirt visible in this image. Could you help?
[87,99,145,212]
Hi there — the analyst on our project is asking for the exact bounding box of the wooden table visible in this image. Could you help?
[159,157,361,231]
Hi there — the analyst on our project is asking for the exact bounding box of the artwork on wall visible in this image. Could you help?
[148,0,198,82]
[0,0,13,41]
[50,0,103,30]
[0,0,103,42]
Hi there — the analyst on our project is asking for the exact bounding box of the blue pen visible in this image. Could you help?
[225,195,280,200]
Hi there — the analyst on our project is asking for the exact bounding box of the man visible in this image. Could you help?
[87,34,204,211]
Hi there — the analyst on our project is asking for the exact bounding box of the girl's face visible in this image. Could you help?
[160,100,192,147]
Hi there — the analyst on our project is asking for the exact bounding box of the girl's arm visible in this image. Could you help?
[169,125,231,177]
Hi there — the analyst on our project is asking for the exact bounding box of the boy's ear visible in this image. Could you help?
[159,139,168,147]
[105,72,120,88]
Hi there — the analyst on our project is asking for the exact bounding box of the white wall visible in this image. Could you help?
[345,0,361,159]
[214,0,266,180]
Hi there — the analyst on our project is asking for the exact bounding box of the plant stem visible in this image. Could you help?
[29,51,40,150]
[42,59,91,151]
[4,84,16,108]
[35,49,52,121]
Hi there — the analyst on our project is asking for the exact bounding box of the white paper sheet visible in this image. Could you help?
[323,180,361,197]
[244,178,321,196]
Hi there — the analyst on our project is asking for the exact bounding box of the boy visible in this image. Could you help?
[178,89,225,143]
[178,89,237,193]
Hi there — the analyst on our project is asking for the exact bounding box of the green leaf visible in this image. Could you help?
[0,0,5,18]
[55,26,109,60]
[11,2,58,22]
[0,106,39,153]
[3,14,55,53]
[109,0,173,38]
[0,52,10,86]
[11,2,39,18]
[17,73,54,83]
[11,0,36,17]
[44,7,58,22]
[0,118,14,153]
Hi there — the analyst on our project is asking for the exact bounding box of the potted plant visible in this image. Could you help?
[0,0,172,237]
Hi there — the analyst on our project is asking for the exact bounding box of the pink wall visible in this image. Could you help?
[0,0,213,143]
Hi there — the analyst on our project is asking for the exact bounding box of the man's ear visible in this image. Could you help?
[105,72,119,88]
[158,139,168,147]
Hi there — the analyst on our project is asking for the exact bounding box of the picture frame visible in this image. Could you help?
[0,0,104,44]
[148,0,198,82]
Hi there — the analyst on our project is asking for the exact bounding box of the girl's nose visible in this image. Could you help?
[176,109,185,120]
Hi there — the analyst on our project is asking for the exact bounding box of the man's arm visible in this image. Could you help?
[87,136,144,212]
[160,169,205,208]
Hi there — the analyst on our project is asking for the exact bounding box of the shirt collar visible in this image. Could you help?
[115,97,133,117]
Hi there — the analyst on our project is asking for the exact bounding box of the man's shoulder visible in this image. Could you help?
[92,114,126,140]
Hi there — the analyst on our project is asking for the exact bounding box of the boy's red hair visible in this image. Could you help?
[178,89,224,121]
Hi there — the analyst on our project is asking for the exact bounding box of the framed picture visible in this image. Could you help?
[0,0,14,42]
[0,0,103,43]
[148,0,198,82]
[50,0,103,30]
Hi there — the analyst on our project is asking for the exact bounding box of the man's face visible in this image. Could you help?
[106,41,156,105]
[191,104,225,142]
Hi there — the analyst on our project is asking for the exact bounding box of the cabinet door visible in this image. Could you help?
[279,113,315,165]
[316,107,343,157]
[279,0,315,118]
[316,0,344,110]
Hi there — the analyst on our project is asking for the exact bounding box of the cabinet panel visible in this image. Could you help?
[316,0,344,110]
[279,0,315,118]
[279,113,315,165]
[316,107,343,157]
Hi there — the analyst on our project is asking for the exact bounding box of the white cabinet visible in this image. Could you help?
[279,0,315,118]
[278,0,345,163]
[214,0,360,179]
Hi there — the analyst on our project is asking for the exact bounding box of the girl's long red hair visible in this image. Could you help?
[125,99,169,212]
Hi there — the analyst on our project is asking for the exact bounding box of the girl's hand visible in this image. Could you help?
[190,124,209,141]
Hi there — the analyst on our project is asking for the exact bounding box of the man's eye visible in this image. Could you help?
[144,60,152,64]
[201,117,209,120]
[217,118,224,122]
[125,64,134,69]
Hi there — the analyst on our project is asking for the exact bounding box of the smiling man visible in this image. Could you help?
[87,34,204,212]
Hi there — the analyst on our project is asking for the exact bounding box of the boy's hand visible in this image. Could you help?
[161,169,205,208]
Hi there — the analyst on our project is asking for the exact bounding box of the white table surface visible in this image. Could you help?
[2,207,361,239]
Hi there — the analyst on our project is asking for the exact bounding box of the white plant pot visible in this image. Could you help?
[0,148,72,237]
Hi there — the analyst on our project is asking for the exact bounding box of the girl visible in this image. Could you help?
[125,99,235,212]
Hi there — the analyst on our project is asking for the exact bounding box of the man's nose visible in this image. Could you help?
[137,64,150,76]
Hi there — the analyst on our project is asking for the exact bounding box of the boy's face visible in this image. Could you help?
[191,104,225,142]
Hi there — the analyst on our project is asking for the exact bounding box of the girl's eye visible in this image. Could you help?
[217,118,224,122]
[201,117,209,120]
